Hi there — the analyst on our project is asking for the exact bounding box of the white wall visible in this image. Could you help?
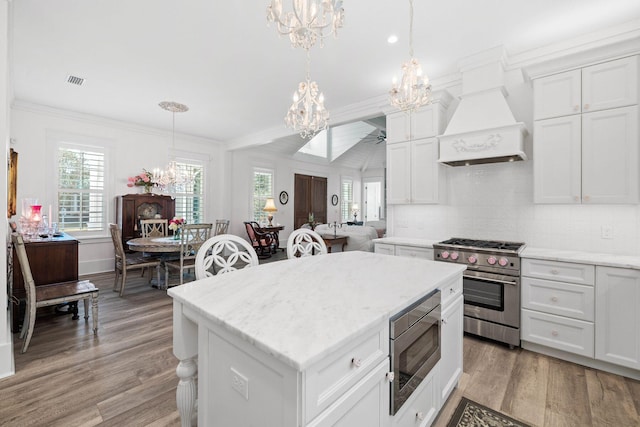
[10,103,225,274]
[388,73,640,256]
[229,148,362,244]
[0,0,13,379]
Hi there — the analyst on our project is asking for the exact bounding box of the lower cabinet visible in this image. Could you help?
[439,295,463,403]
[595,266,640,370]
[308,359,390,427]
[374,242,434,261]
[391,368,438,427]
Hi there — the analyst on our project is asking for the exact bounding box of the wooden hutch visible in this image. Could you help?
[115,193,175,250]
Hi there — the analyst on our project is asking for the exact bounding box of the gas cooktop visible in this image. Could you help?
[435,238,525,253]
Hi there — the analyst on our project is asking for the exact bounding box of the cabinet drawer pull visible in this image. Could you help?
[351,358,362,368]
[551,296,558,302]
[551,330,559,337]
[584,103,590,110]
[386,372,395,382]
[551,269,559,275]
[574,105,580,112]
[416,412,425,421]
[584,195,590,202]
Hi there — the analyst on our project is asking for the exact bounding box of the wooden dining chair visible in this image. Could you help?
[140,218,168,238]
[243,221,277,258]
[164,223,213,286]
[109,224,162,296]
[11,234,99,353]
[214,219,230,236]
[195,234,259,279]
[287,228,328,259]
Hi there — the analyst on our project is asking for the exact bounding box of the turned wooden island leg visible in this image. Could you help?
[173,300,199,426]
[176,357,197,427]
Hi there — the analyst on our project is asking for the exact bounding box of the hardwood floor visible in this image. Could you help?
[1,270,638,426]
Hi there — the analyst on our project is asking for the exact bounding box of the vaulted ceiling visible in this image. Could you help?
[11,0,640,147]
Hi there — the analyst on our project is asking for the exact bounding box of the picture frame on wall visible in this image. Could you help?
[8,148,17,218]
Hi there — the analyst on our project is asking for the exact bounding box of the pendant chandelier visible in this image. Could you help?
[266,0,345,50]
[389,0,432,112]
[157,101,189,190]
[285,53,329,138]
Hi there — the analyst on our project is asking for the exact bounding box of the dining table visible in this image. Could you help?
[127,236,185,288]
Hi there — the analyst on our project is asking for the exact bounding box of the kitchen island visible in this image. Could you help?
[168,251,465,426]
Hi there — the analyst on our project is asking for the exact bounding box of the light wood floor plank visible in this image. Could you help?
[463,341,518,409]
[585,368,640,426]
[501,350,549,427]
[544,357,593,426]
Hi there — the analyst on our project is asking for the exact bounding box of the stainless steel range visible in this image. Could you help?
[433,238,526,348]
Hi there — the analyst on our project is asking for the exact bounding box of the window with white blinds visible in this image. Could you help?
[173,161,205,225]
[341,178,353,222]
[252,168,274,224]
[57,146,106,232]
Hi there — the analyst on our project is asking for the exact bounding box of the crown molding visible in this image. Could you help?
[11,100,222,146]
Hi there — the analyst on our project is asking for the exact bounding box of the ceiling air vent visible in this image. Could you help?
[66,75,85,86]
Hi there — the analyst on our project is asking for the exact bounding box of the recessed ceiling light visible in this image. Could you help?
[387,35,398,44]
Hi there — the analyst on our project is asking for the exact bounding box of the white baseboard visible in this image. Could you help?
[79,258,114,276]
[0,339,15,379]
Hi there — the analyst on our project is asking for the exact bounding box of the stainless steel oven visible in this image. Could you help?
[434,238,525,348]
[389,289,441,415]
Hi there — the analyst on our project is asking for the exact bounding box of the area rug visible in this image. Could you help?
[447,397,532,427]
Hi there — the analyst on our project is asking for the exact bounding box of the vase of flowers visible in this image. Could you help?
[127,169,159,193]
[169,217,185,240]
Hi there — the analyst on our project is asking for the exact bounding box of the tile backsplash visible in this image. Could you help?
[389,161,640,255]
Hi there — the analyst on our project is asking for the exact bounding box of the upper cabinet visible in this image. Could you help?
[386,104,447,143]
[386,104,448,205]
[533,56,639,204]
[534,56,638,120]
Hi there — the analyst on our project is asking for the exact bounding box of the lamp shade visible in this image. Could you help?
[352,203,359,211]
[263,198,278,213]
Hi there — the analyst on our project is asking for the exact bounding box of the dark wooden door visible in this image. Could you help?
[294,174,327,229]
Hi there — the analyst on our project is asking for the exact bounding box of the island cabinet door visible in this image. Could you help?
[439,295,463,404]
[306,359,390,427]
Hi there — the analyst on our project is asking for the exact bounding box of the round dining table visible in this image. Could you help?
[126,236,184,253]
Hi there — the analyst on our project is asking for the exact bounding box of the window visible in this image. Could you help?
[173,161,205,224]
[57,145,106,233]
[341,178,353,222]
[252,168,274,224]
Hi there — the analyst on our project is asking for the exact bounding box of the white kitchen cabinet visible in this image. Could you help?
[387,138,444,204]
[533,55,639,205]
[374,240,435,262]
[533,69,582,120]
[533,115,581,204]
[308,359,390,427]
[375,243,396,256]
[439,295,463,404]
[595,266,640,370]
[581,106,638,204]
[392,368,438,427]
[521,258,595,357]
[386,104,447,143]
[534,56,638,120]
[395,245,434,261]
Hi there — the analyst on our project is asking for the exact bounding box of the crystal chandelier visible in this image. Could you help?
[157,101,189,190]
[285,54,329,138]
[266,0,345,50]
[389,0,432,112]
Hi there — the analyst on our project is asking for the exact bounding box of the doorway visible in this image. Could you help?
[294,174,327,229]
[364,178,384,223]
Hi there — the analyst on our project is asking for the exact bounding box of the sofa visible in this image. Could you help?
[314,224,379,252]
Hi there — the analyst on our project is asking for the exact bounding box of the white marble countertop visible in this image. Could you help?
[522,246,640,270]
[168,251,465,371]
[372,236,439,248]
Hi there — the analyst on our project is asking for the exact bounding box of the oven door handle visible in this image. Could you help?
[464,275,518,286]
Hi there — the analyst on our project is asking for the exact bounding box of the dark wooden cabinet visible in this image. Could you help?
[11,234,79,332]
[294,174,327,229]
[115,194,175,250]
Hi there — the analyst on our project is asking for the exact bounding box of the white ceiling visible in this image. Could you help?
[10,0,640,145]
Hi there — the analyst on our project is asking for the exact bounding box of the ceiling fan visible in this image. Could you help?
[361,129,387,144]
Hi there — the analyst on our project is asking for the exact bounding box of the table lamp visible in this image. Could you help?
[263,198,278,226]
[352,203,359,223]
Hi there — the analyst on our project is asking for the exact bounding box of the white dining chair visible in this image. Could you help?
[287,228,328,259]
[195,234,259,278]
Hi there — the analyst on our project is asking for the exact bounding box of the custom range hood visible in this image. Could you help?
[439,48,528,166]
